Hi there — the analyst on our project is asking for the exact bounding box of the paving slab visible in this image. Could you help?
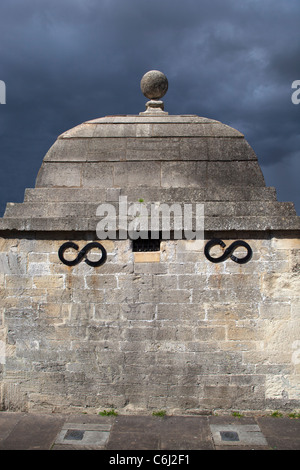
[0,412,66,450]
[106,415,214,450]
[0,412,24,442]
[0,412,299,451]
[106,416,167,450]
[54,422,111,449]
[257,417,300,450]
[51,414,115,450]
[210,423,268,449]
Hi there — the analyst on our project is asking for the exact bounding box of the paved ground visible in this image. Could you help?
[0,412,299,451]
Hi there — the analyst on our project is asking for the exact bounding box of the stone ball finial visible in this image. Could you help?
[140,70,168,100]
[140,70,168,114]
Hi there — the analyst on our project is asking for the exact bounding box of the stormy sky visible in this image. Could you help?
[0,0,299,215]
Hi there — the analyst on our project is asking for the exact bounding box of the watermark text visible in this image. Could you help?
[291,80,300,104]
[0,80,6,104]
[96,196,204,240]
[0,340,6,364]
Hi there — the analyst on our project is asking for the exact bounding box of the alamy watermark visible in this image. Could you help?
[0,340,6,364]
[291,80,300,105]
[0,80,6,104]
[96,196,204,240]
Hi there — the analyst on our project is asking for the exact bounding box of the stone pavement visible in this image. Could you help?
[0,412,299,452]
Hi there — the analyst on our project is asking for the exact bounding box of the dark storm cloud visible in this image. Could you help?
[0,0,299,215]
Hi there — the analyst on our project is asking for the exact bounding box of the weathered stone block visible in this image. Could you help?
[227,322,264,341]
[33,275,65,289]
[134,252,160,263]
[81,163,114,188]
[177,274,207,290]
[179,136,257,161]
[114,161,161,187]
[88,138,126,161]
[194,326,226,341]
[168,262,195,274]
[5,275,32,293]
[262,273,300,300]
[156,303,205,321]
[161,162,207,188]
[206,161,265,187]
[36,162,82,187]
[272,238,300,250]
[72,288,105,304]
[151,122,242,137]
[59,122,95,139]
[86,274,118,289]
[0,253,27,275]
[139,288,191,303]
[126,137,180,160]
[134,262,168,274]
[119,303,154,321]
[44,138,90,162]
[28,262,51,276]
[259,302,291,320]
[108,288,140,307]
[177,239,204,252]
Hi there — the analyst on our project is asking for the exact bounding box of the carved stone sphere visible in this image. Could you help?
[140,70,168,100]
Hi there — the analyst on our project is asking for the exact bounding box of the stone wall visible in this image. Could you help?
[0,235,299,414]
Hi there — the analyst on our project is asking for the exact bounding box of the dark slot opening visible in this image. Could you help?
[132,239,161,252]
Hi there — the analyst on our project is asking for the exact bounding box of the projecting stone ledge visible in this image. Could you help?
[2,201,297,219]
[22,186,279,204]
[0,216,299,234]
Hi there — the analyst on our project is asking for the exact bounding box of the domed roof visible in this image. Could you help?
[36,112,263,190]
[1,71,299,233]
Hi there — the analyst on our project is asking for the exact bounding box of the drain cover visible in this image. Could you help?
[210,423,268,447]
[64,429,85,441]
[220,431,239,441]
[55,422,112,447]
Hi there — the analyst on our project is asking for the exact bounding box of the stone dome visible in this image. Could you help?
[1,72,299,234]
[36,113,265,190]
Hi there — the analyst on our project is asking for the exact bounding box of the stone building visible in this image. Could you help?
[0,71,299,414]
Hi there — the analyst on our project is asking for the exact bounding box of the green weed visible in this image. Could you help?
[98,409,118,416]
[152,410,167,418]
[270,411,283,418]
[232,412,244,418]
